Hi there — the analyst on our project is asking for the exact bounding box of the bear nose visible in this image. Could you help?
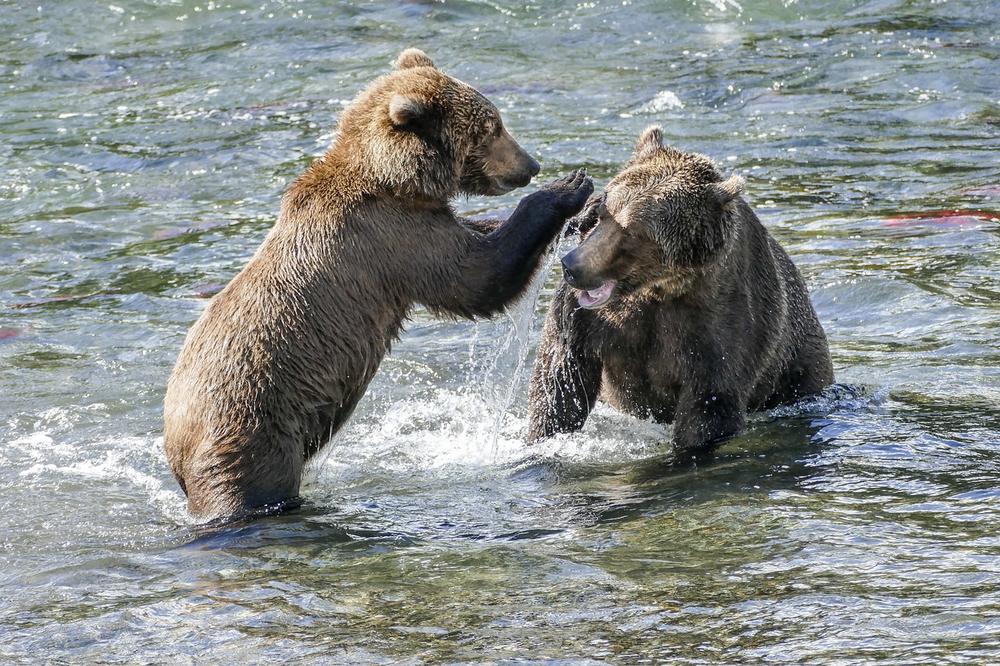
[509,157,540,188]
[526,156,540,178]
[561,255,581,287]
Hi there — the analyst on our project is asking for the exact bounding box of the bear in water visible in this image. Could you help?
[164,49,593,520]
[527,126,832,454]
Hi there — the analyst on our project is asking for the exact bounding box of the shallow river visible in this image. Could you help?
[2,1,999,663]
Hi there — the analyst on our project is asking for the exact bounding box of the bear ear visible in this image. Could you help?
[632,125,664,162]
[709,174,746,206]
[394,48,436,70]
[388,94,427,129]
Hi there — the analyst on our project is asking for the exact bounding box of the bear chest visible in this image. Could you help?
[596,325,683,423]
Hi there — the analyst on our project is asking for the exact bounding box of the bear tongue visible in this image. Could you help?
[577,280,616,309]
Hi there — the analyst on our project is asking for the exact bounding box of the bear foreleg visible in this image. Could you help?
[671,388,746,457]
[526,291,602,442]
[420,170,592,319]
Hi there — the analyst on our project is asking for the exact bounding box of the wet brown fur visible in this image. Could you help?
[164,49,592,520]
[527,126,833,453]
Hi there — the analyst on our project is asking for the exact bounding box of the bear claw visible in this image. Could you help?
[541,169,594,218]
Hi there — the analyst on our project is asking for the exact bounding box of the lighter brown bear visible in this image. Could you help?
[164,49,593,521]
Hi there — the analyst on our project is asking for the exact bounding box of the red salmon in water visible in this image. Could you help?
[884,209,999,227]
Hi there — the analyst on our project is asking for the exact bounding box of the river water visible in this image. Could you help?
[2,1,999,663]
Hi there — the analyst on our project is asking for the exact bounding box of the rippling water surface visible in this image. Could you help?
[2,1,999,662]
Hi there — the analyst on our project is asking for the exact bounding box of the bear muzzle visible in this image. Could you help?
[562,252,617,309]
[484,129,540,192]
[561,216,627,309]
[506,154,541,188]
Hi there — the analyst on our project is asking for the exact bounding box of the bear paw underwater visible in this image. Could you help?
[164,48,592,522]
[527,125,834,454]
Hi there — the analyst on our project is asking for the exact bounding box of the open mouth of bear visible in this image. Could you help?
[575,280,616,309]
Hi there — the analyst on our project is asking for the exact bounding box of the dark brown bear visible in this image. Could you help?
[164,49,593,521]
[527,126,832,454]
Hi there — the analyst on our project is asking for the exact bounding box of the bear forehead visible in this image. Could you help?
[605,148,721,220]
[378,67,456,101]
[376,68,498,116]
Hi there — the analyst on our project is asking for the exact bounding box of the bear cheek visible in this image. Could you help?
[621,235,663,284]
[458,154,497,196]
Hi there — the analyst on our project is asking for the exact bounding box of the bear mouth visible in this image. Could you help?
[576,280,617,309]
[489,177,521,195]
[463,177,515,197]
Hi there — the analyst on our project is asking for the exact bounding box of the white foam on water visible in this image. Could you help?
[308,243,672,490]
[8,431,69,461]
[636,90,685,114]
[703,0,743,13]
[766,384,889,419]
[319,389,527,477]
[309,386,670,492]
[13,429,189,522]
[11,380,877,524]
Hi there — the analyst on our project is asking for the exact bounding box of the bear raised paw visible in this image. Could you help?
[164,49,592,521]
[527,125,833,454]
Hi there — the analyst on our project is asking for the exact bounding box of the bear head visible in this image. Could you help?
[561,125,745,311]
[335,48,540,200]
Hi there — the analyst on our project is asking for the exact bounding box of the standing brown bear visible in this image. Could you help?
[527,126,832,454]
[164,49,593,521]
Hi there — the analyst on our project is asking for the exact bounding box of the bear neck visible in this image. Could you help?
[321,130,459,205]
[282,149,446,219]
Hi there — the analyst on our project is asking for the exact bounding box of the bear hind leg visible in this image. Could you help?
[184,436,305,523]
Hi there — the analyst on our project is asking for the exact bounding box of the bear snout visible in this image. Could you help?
[561,218,624,291]
[525,155,541,178]
[561,255,581,287]
[504,155,540,189]
[561,250,602,290]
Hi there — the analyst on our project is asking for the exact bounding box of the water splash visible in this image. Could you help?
[635,90,685,114]
[486,244,562,459]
